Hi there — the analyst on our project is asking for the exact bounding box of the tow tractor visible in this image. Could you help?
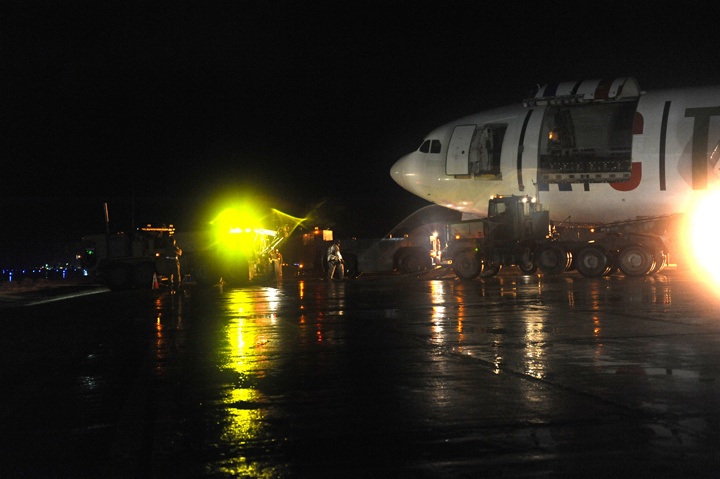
[442,194,674,279]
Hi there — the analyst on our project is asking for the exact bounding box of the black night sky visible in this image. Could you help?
[2,1,719,266]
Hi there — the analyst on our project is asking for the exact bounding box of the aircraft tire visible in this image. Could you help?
[397,249,431,273]
[452,249,480,280]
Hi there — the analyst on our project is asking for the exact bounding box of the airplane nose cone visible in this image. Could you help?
[390,153,417,192]
[391,151,434,202]
[390,157,404,186]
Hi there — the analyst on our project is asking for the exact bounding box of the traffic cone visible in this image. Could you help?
[152,272,159,289]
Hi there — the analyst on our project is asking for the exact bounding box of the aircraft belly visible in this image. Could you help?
[538,182,687,224]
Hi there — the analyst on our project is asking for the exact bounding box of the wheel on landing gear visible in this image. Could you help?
[397,250,431,274]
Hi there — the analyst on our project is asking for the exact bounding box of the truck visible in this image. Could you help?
[80,199,294,289]
[442,194,676,279]
[81,223,288,289]
[80,225,181,291]
[175,224,287,285]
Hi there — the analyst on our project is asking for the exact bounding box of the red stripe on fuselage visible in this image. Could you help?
[610,162,642,191]
[594,79,613,100]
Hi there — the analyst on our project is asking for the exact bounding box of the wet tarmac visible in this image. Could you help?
[2,268,720,477]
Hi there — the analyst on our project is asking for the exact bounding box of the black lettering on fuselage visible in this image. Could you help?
[659,101,671,191]
[685,106,720,190]
[516,109,534,192]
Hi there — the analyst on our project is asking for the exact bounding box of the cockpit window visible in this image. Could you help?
[419,139,441,154]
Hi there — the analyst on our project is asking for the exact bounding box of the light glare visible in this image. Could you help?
[687,190,720,287]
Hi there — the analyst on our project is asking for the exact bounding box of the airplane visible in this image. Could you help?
[390,77,720,277]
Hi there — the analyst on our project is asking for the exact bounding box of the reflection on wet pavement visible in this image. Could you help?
[3,269,720,477]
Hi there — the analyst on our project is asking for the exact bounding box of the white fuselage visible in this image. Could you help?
[391,79,720,224]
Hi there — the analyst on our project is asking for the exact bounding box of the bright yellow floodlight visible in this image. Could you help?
[213,205,264,255]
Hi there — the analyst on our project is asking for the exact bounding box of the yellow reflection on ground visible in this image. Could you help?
[430,280,446,303]
[523,317,548,379]
[430,282,447,345]
[455,302,466,354]
[219,388,263,444]
[431,306,445,345]
[205,288,282,478]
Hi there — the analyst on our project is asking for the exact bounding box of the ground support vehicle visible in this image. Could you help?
[280,206,461,279]
[281,233,440,279]
[82,224,287,290]
[339,237,434,277]
[278,227,334,278]
[346,205,461,276]
[81,226,180,291]
[175,226,287,286]
[442,195,676,280]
